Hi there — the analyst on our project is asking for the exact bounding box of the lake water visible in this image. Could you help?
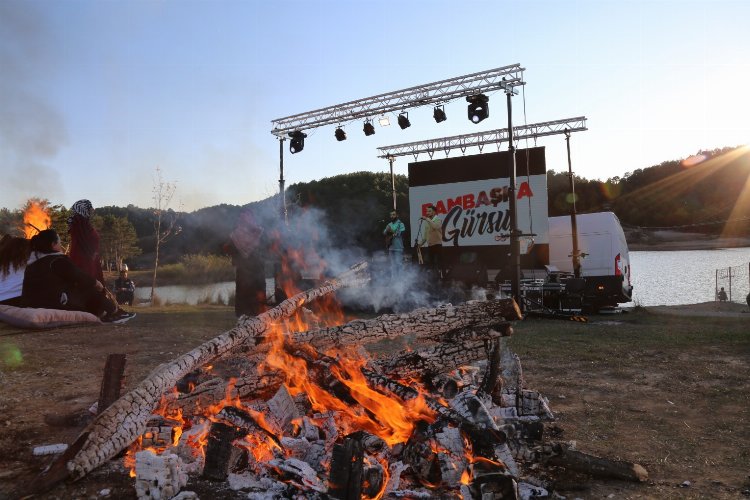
[627,247,750,306]
[135,248,750,308]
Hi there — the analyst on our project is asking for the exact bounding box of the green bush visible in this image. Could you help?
[156,254,235,285]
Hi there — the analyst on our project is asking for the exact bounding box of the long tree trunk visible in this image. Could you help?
[150,218,161,302]
[34,263,368,493]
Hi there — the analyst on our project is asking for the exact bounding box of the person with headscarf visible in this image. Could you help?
[0,235,36,307]
[22,229,134,323]
[222,209,267,317]
[67,199,105,284]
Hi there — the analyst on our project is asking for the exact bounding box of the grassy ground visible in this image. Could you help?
[0,305,748,498]
[511,308,750,498]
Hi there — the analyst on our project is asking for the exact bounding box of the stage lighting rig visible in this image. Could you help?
[334,127,347,141]
[433,106,447,123]
[289,131,307,154]
[467,94,489,123]
[397,112,411,129]
[363,120,375,136]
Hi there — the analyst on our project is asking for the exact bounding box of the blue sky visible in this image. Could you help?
[1,0,748,212]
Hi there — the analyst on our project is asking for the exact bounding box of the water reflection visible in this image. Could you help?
[628,247,750,307]
[133,279,276,306]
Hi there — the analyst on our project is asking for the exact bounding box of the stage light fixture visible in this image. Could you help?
[397,112,411,130]
[288,130,307,154]
[466,94,489,124]
[334,127,347,141]
[363,120,375,136]
[378,115,390,127]
[433,106,447,123]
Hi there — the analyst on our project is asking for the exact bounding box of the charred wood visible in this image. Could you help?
[216,406,281,447]
[164,372,284,415]
[202,421,241,481]
[478,339,502,399]
[376,326,509,382]
[329,432,366,500]
[291,298,521,351]
[97,354,127,415]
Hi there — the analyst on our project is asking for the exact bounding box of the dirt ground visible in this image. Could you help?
[0,302,748,499]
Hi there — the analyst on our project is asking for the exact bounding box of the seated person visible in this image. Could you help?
[718,287,728,302]
[22,229,134,323]
[0,235,35,307]
[114,269,135,306]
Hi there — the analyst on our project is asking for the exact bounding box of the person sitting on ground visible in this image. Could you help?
[21,229,134,323]
[114,268,136,306]
[0,235,37,307]
[718,287,728,302]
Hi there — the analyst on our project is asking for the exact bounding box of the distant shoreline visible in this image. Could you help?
[628,238,750,251]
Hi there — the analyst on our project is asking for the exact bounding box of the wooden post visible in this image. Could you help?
[97,354,127,415]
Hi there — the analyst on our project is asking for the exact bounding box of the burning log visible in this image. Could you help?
[376,326,510,382]
[216,406,281,447]
[33,262,369,493]
[292,298,521,350]
[165,308,516,415]
[165,371,284,416]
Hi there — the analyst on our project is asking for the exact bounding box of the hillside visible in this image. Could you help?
[2,146,748,266]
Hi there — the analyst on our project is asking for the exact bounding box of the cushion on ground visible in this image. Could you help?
[0,304,101,329]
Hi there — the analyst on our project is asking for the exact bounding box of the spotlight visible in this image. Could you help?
[288,130,307,154]
[433,106,447,123]
[334,127,347,141]
[378,115,390,127]
[397,112,411,130]
[466,94,489,124]
[363,120,375,136]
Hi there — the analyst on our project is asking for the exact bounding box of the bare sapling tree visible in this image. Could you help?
[150,167,181,303]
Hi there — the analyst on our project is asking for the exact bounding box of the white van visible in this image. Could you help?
[548,212,633,309]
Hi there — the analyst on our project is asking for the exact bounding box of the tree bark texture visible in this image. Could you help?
[292,298,521,351]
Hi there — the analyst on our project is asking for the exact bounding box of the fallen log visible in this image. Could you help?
[546,445,649,483]
[33,262,368,492]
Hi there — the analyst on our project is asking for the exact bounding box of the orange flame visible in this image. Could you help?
[23,201,51,238]
[261,323,436,447]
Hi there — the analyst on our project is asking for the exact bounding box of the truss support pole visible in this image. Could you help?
[279,138,287,225]
[565,130,581,278]
[506,89,521,311]
[388,155,397,211]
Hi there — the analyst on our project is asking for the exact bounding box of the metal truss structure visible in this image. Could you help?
[377,116,587,159]
[271,64,525,137]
